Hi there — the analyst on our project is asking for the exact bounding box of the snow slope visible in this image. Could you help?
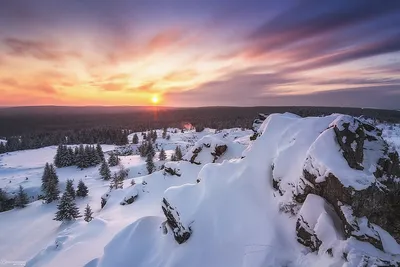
[0,128,251,266]
[93,113,400,267]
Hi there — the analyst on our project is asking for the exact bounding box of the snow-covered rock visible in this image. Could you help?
[296,194,344,253]
[183,134,244,164]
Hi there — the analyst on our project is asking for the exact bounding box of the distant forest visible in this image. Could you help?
[0,106,400,153]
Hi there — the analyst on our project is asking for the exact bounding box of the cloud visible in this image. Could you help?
[3,38,79,61]
[250,1,400,48]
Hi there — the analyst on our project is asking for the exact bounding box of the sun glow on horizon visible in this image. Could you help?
[151,95,160,104]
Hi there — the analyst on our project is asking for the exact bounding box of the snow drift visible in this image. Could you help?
[91,113,400,266]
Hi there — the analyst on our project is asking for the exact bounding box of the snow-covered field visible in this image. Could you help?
[0,128,252,267]
[0,119,399,267]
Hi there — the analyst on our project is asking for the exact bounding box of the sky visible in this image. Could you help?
[0,0,399,109]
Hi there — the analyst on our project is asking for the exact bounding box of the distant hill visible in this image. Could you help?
[0,106,400,137]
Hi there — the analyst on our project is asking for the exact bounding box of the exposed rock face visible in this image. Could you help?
[120,192,138,205]
[296,115,400,252]
[161,198,192,244]
[252,113,268,132]
[296,194,344,253]
[188,143,228,164]
[211,145,227,163]
[189,147,202,164]
[101,193,110,209]
[164,167,182,177]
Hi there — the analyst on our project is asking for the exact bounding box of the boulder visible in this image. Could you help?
[161,198,192,244]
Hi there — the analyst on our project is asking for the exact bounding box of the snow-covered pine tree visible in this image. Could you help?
[108,152,119,167]
[53,192,80,221]
[41,162,51,193]
[138,143,147,157]
[73,146,79,165]
[146,141,155,157]
[76,144,85,169]
[175,146,183,160]
[84,204,93,222]
[117,166,129,182]
[146,152,155,174]
[0,142,6,154]
[54,144,63,167]
[162,128,167,139]
[44,164,60,203]
[0,188,14,212]
[99,160,112,180]
[65,179,76,199]
[15,185,29,208]
[83,145,92,168]
[151,130,157,142]
[96,143,105,161]
[60,145,70,167]
[76,179,89,197]
[159,148,167,161]
[171,153,177,161]
[132,133,139,144]
[67,147,74,166]
[110,172,123,190]
[166,134,171,140]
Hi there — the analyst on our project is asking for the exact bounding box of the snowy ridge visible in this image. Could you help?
[94,113,400,267]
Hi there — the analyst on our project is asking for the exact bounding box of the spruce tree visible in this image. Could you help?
[0,142,6,154]
[84,204,93,222]
[170,153,177,161]
[132,134,139,144]
[175,146,183,160]
[159,148,166,161]
[41,163,51,193]
[118,166,129,181]
[96,144,105,161]
[65,179,76,199]
[146,142,155,157]
[108,152,119,167]
[138,143,147,157]
[15,185,29,208]
[151,130,157,142]
[67,147,74,166]
[44,164,60,203]
[146,152,155,174]
[83,145,92,168]
[110,172,123,190]
[166,134,171,140]
[162,128,167,139]
[0,188,13,212]
[53,192,80,221]
[73,146,79,165]
[99,160,112,180]
[76,144,85,169]
[54,144,63,167]
[76,179,89,197]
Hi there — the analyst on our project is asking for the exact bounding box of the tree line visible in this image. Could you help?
[54,144,107,169]
[0,128,128,154]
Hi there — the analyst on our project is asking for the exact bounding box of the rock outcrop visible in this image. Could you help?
[261,113,400,262]
[183,135,233,165]
[161,198,192,244]
[297,116,400,252]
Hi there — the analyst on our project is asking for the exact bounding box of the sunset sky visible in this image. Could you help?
[0,0,399,108]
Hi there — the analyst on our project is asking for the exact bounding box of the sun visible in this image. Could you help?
[151,95,159,104]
